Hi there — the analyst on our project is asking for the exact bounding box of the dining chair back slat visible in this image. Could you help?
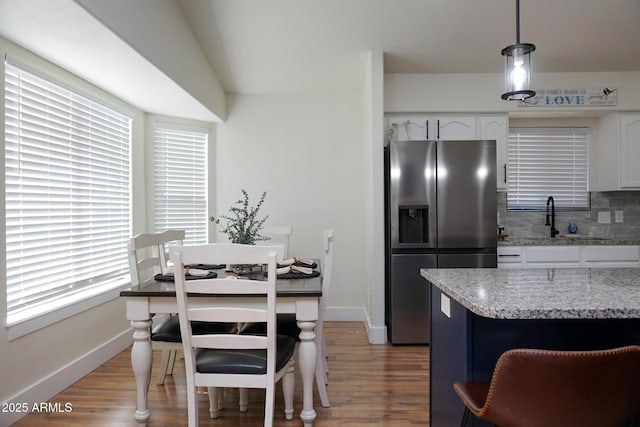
[261,225,293,259]
[128,229,185,285]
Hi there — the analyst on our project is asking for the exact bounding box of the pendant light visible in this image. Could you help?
[501,0,536,101]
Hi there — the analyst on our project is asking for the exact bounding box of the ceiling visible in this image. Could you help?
[179,0,640,94]
[0,0,639,118]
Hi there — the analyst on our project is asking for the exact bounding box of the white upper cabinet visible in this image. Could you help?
[385,113,509,190]
[386,114,476,141]
[478,115,508,191]
[430,116,476,140]
[597,112,640,190]
[386,115,430,140]
[620,113,640,187]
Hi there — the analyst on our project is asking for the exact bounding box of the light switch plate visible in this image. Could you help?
[440,294,451,318]
[615,210,624,223]
[598,211,611,224]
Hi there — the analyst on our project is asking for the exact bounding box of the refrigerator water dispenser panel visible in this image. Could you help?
[399,204,430,244]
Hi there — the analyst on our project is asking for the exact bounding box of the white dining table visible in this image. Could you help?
[120,269,322,427]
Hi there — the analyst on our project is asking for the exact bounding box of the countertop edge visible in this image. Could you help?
[421,270,505,319]
[420,268,640,320]
[498,238,640,246]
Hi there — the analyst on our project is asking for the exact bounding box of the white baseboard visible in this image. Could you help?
[0,329,133,426]
[324,306,387,344]
[365,323,387,344]
[364,312,388,344]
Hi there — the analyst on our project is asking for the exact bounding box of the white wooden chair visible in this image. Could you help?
[171,243,294,427]
[237,229,334,407]
[128,230,185,385]
[261,225,293,258]
[128,230,236,386]
[314,229,334,407]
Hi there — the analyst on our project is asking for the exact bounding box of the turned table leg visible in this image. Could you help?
[297,320,317,427]
[131,319,152,422]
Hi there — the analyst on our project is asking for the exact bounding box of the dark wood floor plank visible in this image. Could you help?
[11,322,429,426]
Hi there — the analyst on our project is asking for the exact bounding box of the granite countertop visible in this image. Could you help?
[421,267,640,320]
[499,236,640,246]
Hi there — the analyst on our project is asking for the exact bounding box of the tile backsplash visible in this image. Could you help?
[497,191,640,239]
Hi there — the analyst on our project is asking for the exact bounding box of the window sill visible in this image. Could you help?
[5,279,131,341]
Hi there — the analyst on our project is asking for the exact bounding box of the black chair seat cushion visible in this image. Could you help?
[238,314,301,341]
[195,334,296,375]
[151,316,236,342]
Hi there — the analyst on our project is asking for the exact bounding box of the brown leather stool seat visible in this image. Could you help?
[454,345,640,427]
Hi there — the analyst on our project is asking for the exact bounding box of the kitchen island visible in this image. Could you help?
[421,268,640,427]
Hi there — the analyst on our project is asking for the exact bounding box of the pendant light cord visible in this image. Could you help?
[515,0,521,43]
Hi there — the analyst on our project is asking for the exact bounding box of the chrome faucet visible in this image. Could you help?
[545,196,559,238]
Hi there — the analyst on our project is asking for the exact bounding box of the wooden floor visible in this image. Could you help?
[12,322,429,426]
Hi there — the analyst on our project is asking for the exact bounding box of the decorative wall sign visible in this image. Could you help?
[518,88,617,107]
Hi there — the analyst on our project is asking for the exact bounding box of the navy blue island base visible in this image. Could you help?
[423,268,640,427]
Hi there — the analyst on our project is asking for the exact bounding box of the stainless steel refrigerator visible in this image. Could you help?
[384,139,497,344]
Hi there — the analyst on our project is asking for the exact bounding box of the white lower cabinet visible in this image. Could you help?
[526,246,581,268]
[583,246,640,267]
[497,245,640,268]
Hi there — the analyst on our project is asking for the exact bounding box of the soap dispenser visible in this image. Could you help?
[568,220,578,234]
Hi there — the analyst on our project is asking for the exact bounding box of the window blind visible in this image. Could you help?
[507,127,589,210]
[153,123,208,244]
[4,59,132,325]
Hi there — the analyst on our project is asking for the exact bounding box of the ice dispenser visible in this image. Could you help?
[399,205,429,243]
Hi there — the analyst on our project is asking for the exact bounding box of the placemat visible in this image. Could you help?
[265,270,321,279]
[154,271,218,282]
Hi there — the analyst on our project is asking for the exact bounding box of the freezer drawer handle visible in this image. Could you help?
[498,254,521,257]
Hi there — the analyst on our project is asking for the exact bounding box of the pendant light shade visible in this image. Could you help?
[501,0,536,101]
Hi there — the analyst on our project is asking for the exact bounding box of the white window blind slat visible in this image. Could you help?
[507,127,589,210]
[153,123,208,244]
[4,60,132,325]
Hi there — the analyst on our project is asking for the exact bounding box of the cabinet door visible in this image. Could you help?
[433,116,477,140]
[479,115,508,191]
[386,115,429,140]
[620,113,640,188]
[582,245,640,267]
[525,246,581,268]
[596,113,618,191]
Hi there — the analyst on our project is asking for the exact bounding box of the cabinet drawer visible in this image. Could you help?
[583,246,640,262]
[497,247,522,263]
[527,246,580,263]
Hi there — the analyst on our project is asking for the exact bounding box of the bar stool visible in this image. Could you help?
[453,345,640,427]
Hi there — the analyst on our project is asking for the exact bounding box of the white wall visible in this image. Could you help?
[385,71,640,113]
[75,0,226,121]
[215,93,367,320]
[0,38,140,426]
[363,51,387,343]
